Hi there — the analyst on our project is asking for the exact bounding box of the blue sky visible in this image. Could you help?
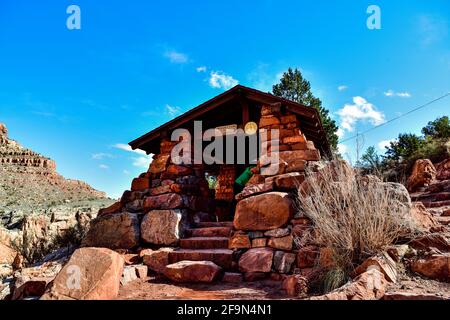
[0,0,449,198]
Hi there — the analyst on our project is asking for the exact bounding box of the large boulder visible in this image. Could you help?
[436,158,450,181]
[41,247,124,300]
[411,254,450,282]
[238,248,274,273]
[407,159,437,192]
[163,261,221,283]
[82,212,140,250]
[140,210,187,246]
[234,192,293,231]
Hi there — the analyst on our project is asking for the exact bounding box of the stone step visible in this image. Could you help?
[187,227,232,238]
[422,200,450,208]
[196,221,234,228]
[180,237,229,249]
[168,249,233,269]
[411,192,450,202]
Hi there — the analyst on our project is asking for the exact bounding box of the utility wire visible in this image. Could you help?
[339,91,450,144]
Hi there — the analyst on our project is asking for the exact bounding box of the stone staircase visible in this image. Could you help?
[168,221,235,270]
[411,179,450,226]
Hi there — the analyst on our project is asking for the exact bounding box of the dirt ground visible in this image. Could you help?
[386,273,450,299]
[117,273,450,300]
[117,276,292,300]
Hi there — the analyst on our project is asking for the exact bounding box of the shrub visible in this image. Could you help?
[296,160,419,291]
[11,224,86,266]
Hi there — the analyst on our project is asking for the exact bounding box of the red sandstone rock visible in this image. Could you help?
[166,164,193,176]
[142,248,174,274]
[164,261,222,283]
[149,154,170,175]
[236,182,274,201]
[411,202,436,230]
[246,173,266,186]
[11,276,53,300]
[286,159,307,173]
[282,135,306,145]
[222,272,243,283]
[436,158,450,181]
[266,172,305,190]
[259,150,321,168]
[168,249,233,269]
[407,159,437,192]
[82,212,140,250]
[282,275,308,296]
[41,248,124,300]
[259,115,281,128]
[251,238,267,248]
[0,243,17,264]
[411,254,450,281]
[297,246,319,268]
[140,209,187,246]
[280,115,297,124]
[310,269,387,300]
[229,233,251,249]
[148,185,172,195]
[123,254,140,265]
[354,253,398,283]
[239,248,274,273]
[268,235,293,251]
[131,177,150,191]
[135,265,148,279]
[273,251,296,274]
[244,272,267,282]
[261,103,281,116]
[234,192,293,231]
[98,201,123,217]
[319,247,335,269]
[409,233,450,252]
[143,193,184,210]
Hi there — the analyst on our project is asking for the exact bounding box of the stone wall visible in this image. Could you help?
[229,104,321,279]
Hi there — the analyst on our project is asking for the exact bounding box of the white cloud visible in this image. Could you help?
[337,96,386,134]
[99,164,109,170]
[209,71,239,90]
[165,104,181,117]
[336,128,345,138]
[338,144,348,154]
[132,156,152,168]
[384,89,411,98]
[123,170,130,175]
[164,50,188,64]
[196,66,207,72]
[378,139,395,151]
[92,153,114,160]
[338,85,348,92]
[114,143,146,155]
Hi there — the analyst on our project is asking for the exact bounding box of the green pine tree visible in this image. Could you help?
[272,68,339,151]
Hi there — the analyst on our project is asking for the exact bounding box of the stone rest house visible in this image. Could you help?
[82,85,331,282]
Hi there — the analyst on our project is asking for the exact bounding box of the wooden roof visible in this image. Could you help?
[129,85,331,156]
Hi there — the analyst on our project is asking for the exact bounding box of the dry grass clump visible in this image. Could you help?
[297,160,419,290]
